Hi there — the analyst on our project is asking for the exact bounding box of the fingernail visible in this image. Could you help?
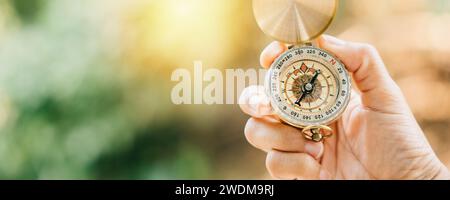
[258,96,272,115]
[304,142,323,159]
[249,95,262,107]
[249,94,271,117]
[268,42,285,56]
[322,35,346,46]
[239,85,259,105]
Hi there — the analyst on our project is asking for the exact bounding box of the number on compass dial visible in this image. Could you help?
[268,47,350,127]
[281,61,338,114]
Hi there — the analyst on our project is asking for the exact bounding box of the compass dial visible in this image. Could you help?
[266,46,351,128]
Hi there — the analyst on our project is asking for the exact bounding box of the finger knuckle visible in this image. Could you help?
[359,43,378,57]
[377,83,404,104]
[361,43,376,51]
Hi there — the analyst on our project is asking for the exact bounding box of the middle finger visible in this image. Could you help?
[245,118,324,159]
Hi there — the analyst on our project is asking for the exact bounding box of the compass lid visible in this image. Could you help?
[253,0,338,44]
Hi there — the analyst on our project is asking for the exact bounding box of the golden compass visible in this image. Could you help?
[253,0,351,142]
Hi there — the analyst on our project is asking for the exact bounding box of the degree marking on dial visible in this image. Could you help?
[272,49,350,126]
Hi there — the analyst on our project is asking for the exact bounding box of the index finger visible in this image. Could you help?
[260,41,288,69]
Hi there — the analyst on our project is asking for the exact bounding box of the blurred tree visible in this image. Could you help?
[9,0,47,23]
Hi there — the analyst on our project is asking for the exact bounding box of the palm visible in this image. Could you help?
[319,93,434,179]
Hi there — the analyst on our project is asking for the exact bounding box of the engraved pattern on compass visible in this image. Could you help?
[282,60,338,114]
[266,46,351,128]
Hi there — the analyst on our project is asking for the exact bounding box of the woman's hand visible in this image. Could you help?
[239,35,450,180]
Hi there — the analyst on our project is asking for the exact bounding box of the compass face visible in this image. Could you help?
[266,46,351,128]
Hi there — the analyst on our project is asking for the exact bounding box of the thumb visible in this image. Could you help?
[318,35,404,112]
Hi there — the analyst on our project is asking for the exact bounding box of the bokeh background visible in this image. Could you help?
[0,0,449,179]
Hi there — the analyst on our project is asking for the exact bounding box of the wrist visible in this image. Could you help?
[405,154,450,180]
[432,164,450,180]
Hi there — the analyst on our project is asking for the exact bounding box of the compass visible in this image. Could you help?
[253,0,351,142]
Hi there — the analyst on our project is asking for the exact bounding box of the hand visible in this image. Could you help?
[239,35,450,180]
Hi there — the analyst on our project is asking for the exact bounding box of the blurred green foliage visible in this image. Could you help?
[10,0,47,23]
[0,0,211,179]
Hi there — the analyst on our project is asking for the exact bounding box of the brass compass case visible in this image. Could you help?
[253,0,351,141]
[253,0,338,44]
